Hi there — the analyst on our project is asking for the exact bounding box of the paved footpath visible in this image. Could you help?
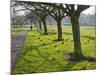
[11,28,29,73]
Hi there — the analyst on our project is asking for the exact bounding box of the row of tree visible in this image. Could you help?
[12,1,90,60]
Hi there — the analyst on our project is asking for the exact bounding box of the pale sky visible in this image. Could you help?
[82,6,96,15]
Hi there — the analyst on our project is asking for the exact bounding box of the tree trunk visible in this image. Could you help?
[42,17,48,35]
[39,19,42,30]
[30,19,32,31]
[70,15,83,60]
[57,20,62,41]
[34,21,37,27]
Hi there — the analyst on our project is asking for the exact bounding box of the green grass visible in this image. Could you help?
[14,25,96,74]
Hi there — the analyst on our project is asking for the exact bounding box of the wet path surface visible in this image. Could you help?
[11,28,29,73]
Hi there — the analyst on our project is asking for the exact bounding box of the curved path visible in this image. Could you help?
[11,28,29,74]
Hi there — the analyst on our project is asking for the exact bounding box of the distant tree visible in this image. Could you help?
[12,1,48,34]
[11,15,24,28]
[23,2,48,34]
[11,4,27,28]
[38,3,67,41]
[25,12,39,30]
[34,10,48,34]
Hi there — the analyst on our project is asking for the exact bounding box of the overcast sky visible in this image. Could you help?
[82,6,96,15]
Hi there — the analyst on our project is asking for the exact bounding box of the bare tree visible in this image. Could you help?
[12,1,48,34]
[26,12,39,30]
[40,3,90,59]
[37,3,67,41]
[58,4,90,59]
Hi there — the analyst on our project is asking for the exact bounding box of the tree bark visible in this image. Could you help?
[39,19,42,30]
[70,14,83,60]
[57,19,62,41]
[42,17,48,35]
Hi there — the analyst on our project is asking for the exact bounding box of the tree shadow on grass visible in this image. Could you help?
[53,39,64,41]
[31,60,47,73]
[31,59,78,73]
[22,40,58,55]
[81,35,95,40]
[22,39,61,60]
[64,52,96,62]
[26,35,36,37]
[22,46,49,60]
[20,46,89,73]
[21,43,66,73]
[31,57,64,73]
[61,62,78,71]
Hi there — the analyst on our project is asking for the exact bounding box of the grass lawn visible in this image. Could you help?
[14,25,96,74]
[11,27,22,36]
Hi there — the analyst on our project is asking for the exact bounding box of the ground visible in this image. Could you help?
[11,27,29,74]
[11,27,22,36]
[12,25,96,74]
